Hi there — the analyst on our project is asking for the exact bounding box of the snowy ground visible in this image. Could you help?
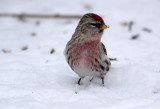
[0,0,160,109]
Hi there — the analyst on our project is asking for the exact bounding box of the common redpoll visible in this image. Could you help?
[64,13,111,85]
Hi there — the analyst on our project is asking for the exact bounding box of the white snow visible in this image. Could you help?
[0,0,160,109]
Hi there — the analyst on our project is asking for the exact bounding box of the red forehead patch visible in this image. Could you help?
[91,13,103,21]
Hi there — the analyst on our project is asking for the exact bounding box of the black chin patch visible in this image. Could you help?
[99,29,103,33]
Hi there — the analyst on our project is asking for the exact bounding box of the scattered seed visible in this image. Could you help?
[121,22,128,26]
[2,49,11,53]
[131,34,139,40]
[128,21,134,31]
[84,4,92,10]
[50,48,55,54]
[142,27,152,33]
[153,89,160,94]
[21,45,28,51]
[109,58,117,61]
[35,20,40,26]
[45,60,49,63]
[31,32,37,36]
[75,91,78,94]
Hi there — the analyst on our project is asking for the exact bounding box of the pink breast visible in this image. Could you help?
[70,40,100,68]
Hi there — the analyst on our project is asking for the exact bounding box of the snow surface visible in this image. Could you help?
[0,0,160,109]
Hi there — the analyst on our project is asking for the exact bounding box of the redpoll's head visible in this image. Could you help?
[75,13,109,40]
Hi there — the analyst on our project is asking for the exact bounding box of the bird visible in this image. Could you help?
[64,13,111,85]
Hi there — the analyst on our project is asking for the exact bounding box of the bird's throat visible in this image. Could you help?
[90,29,103,40]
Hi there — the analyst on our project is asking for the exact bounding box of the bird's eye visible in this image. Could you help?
[90,23,97,27]
[90,23,101,28]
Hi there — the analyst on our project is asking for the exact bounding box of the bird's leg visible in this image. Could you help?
[77,78,82,85]
[90,77,94,82]
[101,77,104,86]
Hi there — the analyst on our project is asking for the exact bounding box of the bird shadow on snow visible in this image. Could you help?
[59,72,116,95]
[58,62,119,95]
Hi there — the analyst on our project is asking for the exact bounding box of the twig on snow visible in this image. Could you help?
[0,13,82,19]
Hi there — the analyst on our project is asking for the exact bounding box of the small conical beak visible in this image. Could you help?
[100,24,109,30]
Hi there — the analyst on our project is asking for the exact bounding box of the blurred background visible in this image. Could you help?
[0,0,160,109]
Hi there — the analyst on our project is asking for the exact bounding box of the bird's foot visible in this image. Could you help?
[77,78,82,85]
[101,77,105,86]
[90,77,94,82]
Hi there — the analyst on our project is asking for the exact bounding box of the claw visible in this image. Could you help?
[77,78,82,85]
[101,77,104,86]
[90,77,94,82]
